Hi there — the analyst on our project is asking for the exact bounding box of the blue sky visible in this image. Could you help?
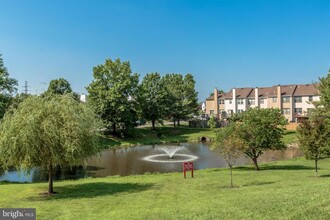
[1,0,330,100]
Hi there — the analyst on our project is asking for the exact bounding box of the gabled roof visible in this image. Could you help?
[293,84,318,96]
[236,88,253,98]
[205,95,214,101]
[281,84,297,96]
[205,83,319,100]
[205,92,226,100]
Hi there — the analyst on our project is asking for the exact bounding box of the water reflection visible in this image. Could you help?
[0,143,303,183]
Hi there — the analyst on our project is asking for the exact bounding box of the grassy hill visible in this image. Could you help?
[1,157,329,219]
[100,125,298,148]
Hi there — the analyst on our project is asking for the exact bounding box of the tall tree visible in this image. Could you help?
[163,73,183,127]
[163,73,198,127]
[45,78,72,95]
[298,114,330,177]
[212,123,244,187]
[0,54,18,118]
[180,74,199,124]
[86,58,139,136]
[0,95,100,194]
[43,78,79,100]
[138,73,169,130]
[298,71,330,177]
[231,108,287,171]
[316,70,330,108]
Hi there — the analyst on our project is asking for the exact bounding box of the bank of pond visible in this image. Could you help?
[0,142,303,183]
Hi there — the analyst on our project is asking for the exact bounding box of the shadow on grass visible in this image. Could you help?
[0,180,29,185]
[234,164,314,171]
[29,182,153,201]
[283,130,297,135]
[101,126,213,148]
[242,181,275,187]
[320,174,330,178]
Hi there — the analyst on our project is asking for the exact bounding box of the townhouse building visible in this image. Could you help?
[205,84,319,122]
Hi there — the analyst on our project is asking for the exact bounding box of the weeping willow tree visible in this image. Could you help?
[0,95,101,194]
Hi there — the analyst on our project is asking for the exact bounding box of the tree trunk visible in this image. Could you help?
[315,158,318,177]
[252,156,259,171]
[48,164,54,194]
[112,123,117,134]
[173,120,176,128]
[230,165,233,188]
[177,120,180,126]
[151,119,156,130]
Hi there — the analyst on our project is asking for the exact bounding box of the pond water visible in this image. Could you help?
[0,142,303,183]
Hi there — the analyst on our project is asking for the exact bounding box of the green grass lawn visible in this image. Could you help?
[282,130,298,145]
[100,125,298,148]
[100,125,217,148]
[1,157,329,220]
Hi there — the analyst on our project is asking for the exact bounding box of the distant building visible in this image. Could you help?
[201,102,206,112]
[80,94,87,103]
[205,84,319,122]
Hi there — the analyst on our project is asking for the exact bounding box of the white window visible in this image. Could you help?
[282,108,290,114]
[248,99,255,105]
[210,110,214,115]
[229,99,232,104]
[219,99,224,104]
[282,97,290,103]
[272,97,277,103]
[237,109,244,114]
[295,108,302,115]
[308,96,313,102]
[237,99,244,105]
[260,98,265,104]
[294,96,302,103]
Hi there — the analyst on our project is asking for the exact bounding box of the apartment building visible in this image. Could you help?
[205,84,319,122]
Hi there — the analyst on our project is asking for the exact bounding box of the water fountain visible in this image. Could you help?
[143,145,198,163]
[160,146,185,159]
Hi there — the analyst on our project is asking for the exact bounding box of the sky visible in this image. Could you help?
[1,0,330,101]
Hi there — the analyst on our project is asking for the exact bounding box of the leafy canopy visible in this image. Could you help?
[0,95,100,172]
[138,73,169,129]
[208,115,217,128]
[86,58,139,136]
[45,78,72,95]
[298,113,330,161]
[43,78,79,100]
[163,73,198,125]
[316,70,330,108]
[298,71,330,176]
[212,123,244,187]
[231,108,287,170]
[212,123,244,163]
[0,54,18,118]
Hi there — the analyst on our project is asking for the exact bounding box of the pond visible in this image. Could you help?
[0,142,303,183]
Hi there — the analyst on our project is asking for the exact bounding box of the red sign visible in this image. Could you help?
[183,162,194,178]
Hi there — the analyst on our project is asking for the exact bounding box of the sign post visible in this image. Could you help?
[183,162,194,178]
